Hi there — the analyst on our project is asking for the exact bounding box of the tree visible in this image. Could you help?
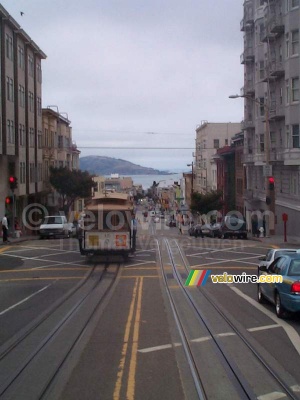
[190,190,224,216]
[49,167,96,213]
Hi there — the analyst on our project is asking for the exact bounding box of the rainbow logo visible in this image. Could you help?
[185,269,211,286]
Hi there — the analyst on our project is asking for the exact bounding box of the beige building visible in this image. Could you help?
[195,122,241,193]
[41,107,80,213]
[0,5,46,226]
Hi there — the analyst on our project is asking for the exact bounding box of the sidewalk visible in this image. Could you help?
[252,234,300,247]
[0,234,38,246]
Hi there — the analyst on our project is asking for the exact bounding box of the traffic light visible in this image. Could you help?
[9,176,18,190]
[5,196,13,204]
[268,177,275,191]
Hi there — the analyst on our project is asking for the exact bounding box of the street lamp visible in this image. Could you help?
[229,94,274,236]
[187,162,194,194]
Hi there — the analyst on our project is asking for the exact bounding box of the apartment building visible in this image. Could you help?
[241,0,300,235]
[0,5,46,225]
[41,107,80,213]
[195,122,241,194]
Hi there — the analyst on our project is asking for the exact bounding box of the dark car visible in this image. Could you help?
[200,223,222,238]
[218,216,247,239]
[188,224,204,238]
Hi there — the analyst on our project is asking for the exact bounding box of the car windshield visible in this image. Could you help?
[276,250,296,258]
[43,216,63,224]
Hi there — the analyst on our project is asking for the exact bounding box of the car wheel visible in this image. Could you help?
[257,284,265,303]
[275,292,286,318]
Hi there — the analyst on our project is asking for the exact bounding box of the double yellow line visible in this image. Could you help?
[113,277,144,400]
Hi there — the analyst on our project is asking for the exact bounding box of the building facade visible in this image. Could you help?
[241,0,300,235]
[0,5,46,228]
[195,122,241,194]
[41,107,80,214]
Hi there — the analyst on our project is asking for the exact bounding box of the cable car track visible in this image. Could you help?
[0,262,121,399]
[157,238,299,400]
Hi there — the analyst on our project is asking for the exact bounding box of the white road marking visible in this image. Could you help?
[230,286,300,356]
[0,284,51,316]
[257,392,287,400]
[125,261,156,268]
[190,336,211,343]
[291,385,300,392]
[248,324,280,332]
[138,343,181,353]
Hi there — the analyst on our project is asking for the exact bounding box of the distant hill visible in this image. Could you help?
[79,156,171,175]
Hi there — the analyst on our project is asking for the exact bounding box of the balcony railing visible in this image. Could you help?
[241,119,255,130]
[269,101,285,120]
[240,47,254,64]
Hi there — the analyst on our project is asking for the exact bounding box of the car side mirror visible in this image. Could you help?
[259,256,266,261]
[259,265,267,272]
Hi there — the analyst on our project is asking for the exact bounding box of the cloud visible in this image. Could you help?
[2,0,244,170]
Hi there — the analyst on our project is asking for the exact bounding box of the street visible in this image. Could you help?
[0,220,300,399]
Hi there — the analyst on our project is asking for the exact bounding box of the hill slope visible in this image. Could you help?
[79,156,170,175]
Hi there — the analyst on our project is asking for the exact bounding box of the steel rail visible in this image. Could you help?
[0,263,120,398]
[174,239,298,400]
[156,239,207,400]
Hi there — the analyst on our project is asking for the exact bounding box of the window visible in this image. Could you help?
[37,97,42,116]
[28,92,34,112]
[19,85,25,107]
[58,135,63,148]
[259,61,264,80]
[20,162,26,184]
[5,34,13,60]
[37,63,42,83]
[18,45,25,69]
[259,97,265,116]
[225,139,228,146]
[280,87,283,105]
[270,131,276,151]
[292,0,299,8]
[19,124,25,146]
[213,139,219,149]
[6,77,14,101]
[292,124,300,148]
[38,163,43,182]
[28,55,34,77]
[292,77,299,101]
[260,134,265,152]
[291,30,299,55]
[37,130,42,148]
[7,120,14,144]
[29,128,35,147]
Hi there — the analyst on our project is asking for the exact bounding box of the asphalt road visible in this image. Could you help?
[0,226,300,399]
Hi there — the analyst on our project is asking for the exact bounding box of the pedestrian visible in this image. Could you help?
[1,213,10,243]
[131,214,138,251]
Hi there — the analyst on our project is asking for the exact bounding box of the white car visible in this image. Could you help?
[258,248,300,272]
[39,215,70,239]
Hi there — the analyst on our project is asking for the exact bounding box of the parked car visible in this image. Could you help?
[217,216,247,239]
[200,223,222,238]
[166,219,176,227]
[258,248,299,273]
[188,224,204,238]
[258,254,300,318]
[39,215,70,239]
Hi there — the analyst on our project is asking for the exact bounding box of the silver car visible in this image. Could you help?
[258,248,299,272]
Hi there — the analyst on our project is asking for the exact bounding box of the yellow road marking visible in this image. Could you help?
[113,278,138,399]
[127,277,143,399]
[0,246,11,254]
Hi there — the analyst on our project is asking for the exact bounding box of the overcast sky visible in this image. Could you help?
[2,0,244,172]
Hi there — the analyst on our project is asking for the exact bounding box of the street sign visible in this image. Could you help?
[263,165,272,177]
